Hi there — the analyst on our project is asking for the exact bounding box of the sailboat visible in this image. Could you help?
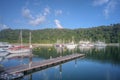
[65,41,77,49]
[65,37,77,49]
[7,30,32,54]
[94,41,106,47]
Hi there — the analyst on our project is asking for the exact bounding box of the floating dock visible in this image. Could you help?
[4,53,85,74]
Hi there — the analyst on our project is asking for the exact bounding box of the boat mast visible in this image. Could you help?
[20,30,23,47]
[29,31,33,48]
[20,29,23,64]
[29,31,32,68]
[29,31,31,47]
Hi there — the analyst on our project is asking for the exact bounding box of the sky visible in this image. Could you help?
[0,0,120,30]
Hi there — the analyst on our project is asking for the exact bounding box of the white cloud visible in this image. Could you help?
[22,8,48,26]
[103,0,117,18]
[54,19,63,29]
[22,8,34,19]
[0,24,9,30]
[55,10,62,16]
[44,7,50,16]
[93,0,109,6]
[29,16,46,26]
[93,0,118,19]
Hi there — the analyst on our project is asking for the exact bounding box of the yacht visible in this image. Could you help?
[0,42,12,52]
[65,41,77,49]
[0,72,24,80]
[79,41,94,47]
[7,31,32,54]
[94,41,106,47]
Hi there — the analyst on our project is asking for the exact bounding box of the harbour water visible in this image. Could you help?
[0,46,120,80]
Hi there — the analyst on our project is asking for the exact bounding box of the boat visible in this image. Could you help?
[0,48,5,52]
[65,41,77,49]
[0,42,12,52]
[0,52,9,57]
[79,41,94,47]
[65,37,77,49]
[7,45,30,54]
[54,39,65,48]
[0,42,11,48]
[94,41,106,47]
[7,30,32,54]
[0,72,24,80]
[55,44,64,48]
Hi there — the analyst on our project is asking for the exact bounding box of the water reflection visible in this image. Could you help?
[23,64,63,80]
[1,46,120,80]
[59,64,62,80]
[79,46,93,53]
[86,46,120,65]
[33,46,120,65]
[74,59,77,68]
[27,73,32,80]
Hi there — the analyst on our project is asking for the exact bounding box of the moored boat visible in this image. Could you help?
[7,45,30,54]
[0,72,24,80]
[65,41,77,49]
[79,41,94,47]
[94,41,106,47]
[7,30,32,54]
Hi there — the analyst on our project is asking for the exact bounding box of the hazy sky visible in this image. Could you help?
[0,0,120,30]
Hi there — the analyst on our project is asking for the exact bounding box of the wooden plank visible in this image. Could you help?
[5,54,85,74]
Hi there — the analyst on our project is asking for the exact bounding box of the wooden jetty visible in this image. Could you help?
[4,54,85,74]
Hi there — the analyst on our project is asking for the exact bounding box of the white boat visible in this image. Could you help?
[0,48,5,52]
[65,37,77,49]
[0,42,12,52]
[95,41,106,47]
[0,42,11,48]
[7,46,30,54]
[79,41,94,47]
[66,44,77,49]
[65,41,77,49]
[0,52,9,57]
[0,72,24,80]
[7,30,32,54]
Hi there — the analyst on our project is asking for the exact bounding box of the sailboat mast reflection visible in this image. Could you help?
[59,64,62,80]
[75,59,77,68]
[28,73,32,80]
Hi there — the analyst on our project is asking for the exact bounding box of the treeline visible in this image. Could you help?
[0,23,120,43]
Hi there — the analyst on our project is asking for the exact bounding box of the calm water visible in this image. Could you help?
[1,46,120,80]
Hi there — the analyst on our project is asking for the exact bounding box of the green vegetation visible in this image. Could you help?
[0,23,120,43]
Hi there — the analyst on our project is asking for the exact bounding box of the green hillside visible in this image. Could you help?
[0,23,120,43]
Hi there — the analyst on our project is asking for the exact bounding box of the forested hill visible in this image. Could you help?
[0,23,120,43]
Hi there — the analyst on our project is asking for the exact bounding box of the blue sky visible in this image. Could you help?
[0,0,120,30]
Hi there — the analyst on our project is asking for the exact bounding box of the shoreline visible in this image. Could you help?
[107,43,120,46]
[11,43,120,47]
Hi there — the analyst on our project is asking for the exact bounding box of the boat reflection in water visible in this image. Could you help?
[1,46,120,80]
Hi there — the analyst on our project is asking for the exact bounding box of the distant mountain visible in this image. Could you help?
[0,23,120,43]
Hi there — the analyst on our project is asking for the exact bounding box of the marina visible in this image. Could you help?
[0,0,120,79]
